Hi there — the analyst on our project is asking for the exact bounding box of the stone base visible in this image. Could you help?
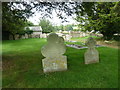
[85,60,99,64]
[42,56,67,73]
[84,49,99,64]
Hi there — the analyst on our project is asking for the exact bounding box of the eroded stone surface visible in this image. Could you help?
[84,37,99,64]
[41,33,67,73]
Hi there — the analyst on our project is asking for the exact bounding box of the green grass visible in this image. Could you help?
[2,38,118,88]
[65,41,85,46]
[71,36,101,43]
[66,36,101,46]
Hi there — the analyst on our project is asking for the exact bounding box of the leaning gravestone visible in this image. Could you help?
[84,37,99,64]
[41,33,67,73]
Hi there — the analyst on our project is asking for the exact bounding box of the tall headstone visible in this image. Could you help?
[41,33,67,73]
[84,37,99,64]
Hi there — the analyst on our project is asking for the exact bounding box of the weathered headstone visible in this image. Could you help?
[21,35,25,39]
[15,34,19,40]
[25,34,28,39]
[84,37,99,64]
[40,33,47,38]
[65,34,72,41]
[9,34,13,40]
[41,33,67,73]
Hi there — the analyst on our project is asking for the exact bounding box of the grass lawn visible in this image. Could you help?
[71,36,101,43]
[2,38,118,88]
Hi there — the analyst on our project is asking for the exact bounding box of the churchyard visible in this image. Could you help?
[2,1,119,88]
[2,36,118,88]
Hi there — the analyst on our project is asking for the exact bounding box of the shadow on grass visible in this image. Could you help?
[2,38,118,88]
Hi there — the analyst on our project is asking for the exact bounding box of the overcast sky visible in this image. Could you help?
[27,10,79,26]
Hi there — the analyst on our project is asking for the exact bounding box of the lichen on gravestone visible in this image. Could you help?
[84,37,99,64]
[41,33,67,73]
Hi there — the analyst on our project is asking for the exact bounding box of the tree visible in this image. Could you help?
[112,1,120,16]
[39,19,55,33]
[2,2,34,40]
[64,24,73,31]
[55,25,64,31]
[2,2,94,32]
[25,21,34,26]
[5,1,118,40]
[75,2,120,40]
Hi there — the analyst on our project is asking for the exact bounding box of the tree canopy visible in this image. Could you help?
[39,19,55,33]
[2,2,34,36]
[76,2,120,40]
[2,1,120,40]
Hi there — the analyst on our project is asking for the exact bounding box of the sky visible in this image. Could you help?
[12,2,79,26]
[27,10,79,26]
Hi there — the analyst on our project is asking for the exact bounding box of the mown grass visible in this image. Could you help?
[71,36,101,43]
[66,36,101,46]
[2,38,118,88]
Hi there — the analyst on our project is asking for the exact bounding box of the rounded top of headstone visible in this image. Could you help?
[41,33,66,57]
[89,37,94,40]
[58,36,64,43]
[47,33,59,43]
[86,37,96,47]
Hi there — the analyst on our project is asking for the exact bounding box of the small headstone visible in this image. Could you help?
[25,34,28,39]
[65,35,72,41]
[9,34,13,40]
[41,33,67,73]
[41,33,47,38]
[15,34,19,40]
[84,37,99,64]
[21,35,25,39]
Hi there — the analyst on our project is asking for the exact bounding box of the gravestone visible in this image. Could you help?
[41,33,67,73]
[65,34,72,41]
[84,37,99,64]
[40,33,47,38]
[15,34,19,40]
[25,34,28,39]
[9,35,13,40]
[21,35,25,39]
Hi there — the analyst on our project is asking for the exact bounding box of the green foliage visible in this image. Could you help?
[55,24,74,31]
[2,2,120,40]
[111,1,120,16]
[76,2,120,40]
[25,21,34,26]
[39,19,55,33]
[25,27,33,35]
[17,30,26,35]
[1,2,96,36]
[2,2,34,38]
[2,38,118,88]
[55,25,64,31]
[64,24,73,31]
